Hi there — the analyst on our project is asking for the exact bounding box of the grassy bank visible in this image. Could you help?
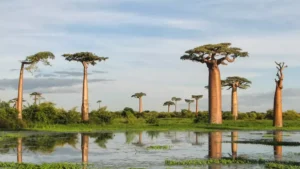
[21,119,300,132]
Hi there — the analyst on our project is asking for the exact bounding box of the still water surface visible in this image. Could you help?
[1,131,300,168]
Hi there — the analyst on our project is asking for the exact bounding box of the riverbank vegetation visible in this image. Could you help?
[1,100,300,131]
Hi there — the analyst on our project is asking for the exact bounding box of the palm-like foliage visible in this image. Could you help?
[171,97,181,112]
[181,43,248,124]
[222,76,251,90]
[185,99,194,111]
[192,95,203,116]
[97,100,102,109]
[131,92,146,113]
[163,101,175,113]
[62,52,108,122]
[16,52,55,120]
[30,92,42,105]
[222,76,251,120]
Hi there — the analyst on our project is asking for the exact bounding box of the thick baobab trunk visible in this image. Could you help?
[81,134,89,165]
[139,97,143,113]
[273,131,282,161]
[195,99,199,117]
[17,64,24,120]
[209,131,222,159]
[188,103,191,111]
[98,103,101,109]
[208,64,222,124]
[168,105,170,113]
[174,101,177,113]
[17,137,22,163]
[231,87,238,120]
[34,95,37,105]
[82,63,89,122]
[273,87,282,127]
[231,131,238,159]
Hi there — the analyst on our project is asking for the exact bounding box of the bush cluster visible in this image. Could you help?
[1,100,300,129]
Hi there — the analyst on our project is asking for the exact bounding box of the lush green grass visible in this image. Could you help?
[16,119,300,132]
[146,145,171,150]
[0,162,90,169]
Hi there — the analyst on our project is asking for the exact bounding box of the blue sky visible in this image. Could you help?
[0,0,300,112]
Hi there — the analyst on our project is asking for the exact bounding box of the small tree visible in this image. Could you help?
[30,92,42,105]
[222,76,251,120]
[97,100,102,109]
[273,62,287,127]
[62,52,108,122]
[181,43,248,124]
[131,92,146,113]
[171,97,181,113]
[163,101,175,113]
[16,51,55,120]
[185,99,194,111]
[192,95,203,116]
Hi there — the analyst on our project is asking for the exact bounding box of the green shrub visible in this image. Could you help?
[283,110,300,120]
[90,108,114,124]
[194,112,209,123]
[223,111,233,120]
[181,109,194,118]
[124,111,137,124]
[157,112,172,118]
[145,116,159,125]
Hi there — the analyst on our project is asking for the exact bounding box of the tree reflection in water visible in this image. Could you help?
[208,131,222,169]
[273,131,283,161]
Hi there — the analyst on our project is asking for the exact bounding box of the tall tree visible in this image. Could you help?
[171,97,181,112]
[17,51,55,120]
[131,92,146,113]
[38,96,45,105]
[185,99,194,111]
[62,52,108,122]
[273,62,287,127]
[222,76,251,120]
[30,92,42,105]
[181,43,248,124]
[9,98,26,108]
[163,101,175,113]
[191,95,203,116]
[97,100,102,109]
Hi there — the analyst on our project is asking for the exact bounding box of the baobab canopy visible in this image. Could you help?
[180,43,248,65]
[131,92,146,98]
[24,51,55,72]
[222,76,252,90]
[62,52,108,65]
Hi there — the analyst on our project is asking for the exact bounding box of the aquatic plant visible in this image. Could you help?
[147,145,170,150]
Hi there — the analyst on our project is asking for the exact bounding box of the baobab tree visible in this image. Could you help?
[222,76,251,120]
[17,51,55,120]
[192,95,203,116]
[30,92,42,105]
[163,101,175,113]
[9,98,26,108]
[273,62,287,127]
[131,92,146,113]
[181,43,248,124]
[97,100,102,109]
[62,52,108,122]
[38,96,45,105]
[185,99,194,111]
[171,97,181,112]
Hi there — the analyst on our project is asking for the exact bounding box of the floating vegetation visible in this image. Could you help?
[223,139,300,146]
[263,134,291,138]
[165,158,300,167]
[0,162,90,169]
[265,163,300,169]
[147,145,170,150]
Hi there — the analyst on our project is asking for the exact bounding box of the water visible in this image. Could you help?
[1,130,300,168]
